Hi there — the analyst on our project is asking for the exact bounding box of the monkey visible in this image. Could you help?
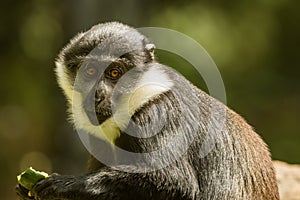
[16,22,279,200]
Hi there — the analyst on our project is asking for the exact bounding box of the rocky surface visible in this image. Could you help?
[274,161,300,200]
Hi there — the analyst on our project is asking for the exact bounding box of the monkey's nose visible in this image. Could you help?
[95,91,105,103]
[96,95,104,102]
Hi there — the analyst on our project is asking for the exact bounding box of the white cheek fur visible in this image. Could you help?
[113,67,173,131]
[55,62,73,103]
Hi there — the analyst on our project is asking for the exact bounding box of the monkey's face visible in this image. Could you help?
[75,55,135,125]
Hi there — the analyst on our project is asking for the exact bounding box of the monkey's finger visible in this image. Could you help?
[31,173,64,198]
[32,177,53,194]
[15,184,34,200]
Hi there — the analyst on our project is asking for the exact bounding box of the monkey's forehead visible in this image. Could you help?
[58,22,149,66]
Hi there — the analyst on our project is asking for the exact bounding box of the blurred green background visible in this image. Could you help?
[1,0,299,199]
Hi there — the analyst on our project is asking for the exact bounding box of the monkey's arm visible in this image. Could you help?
[16,164,199,200]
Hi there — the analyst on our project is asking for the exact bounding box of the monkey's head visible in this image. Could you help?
[55,22,176,144]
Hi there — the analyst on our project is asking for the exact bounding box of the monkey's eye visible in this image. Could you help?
[108,68,122,79]
[85,67,97,76]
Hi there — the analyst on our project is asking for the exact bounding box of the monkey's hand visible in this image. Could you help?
[28,173,94,200]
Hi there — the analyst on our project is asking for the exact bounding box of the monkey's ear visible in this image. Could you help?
[145,43,155,61]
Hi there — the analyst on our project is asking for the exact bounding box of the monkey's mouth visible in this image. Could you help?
[85,103,111,126]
